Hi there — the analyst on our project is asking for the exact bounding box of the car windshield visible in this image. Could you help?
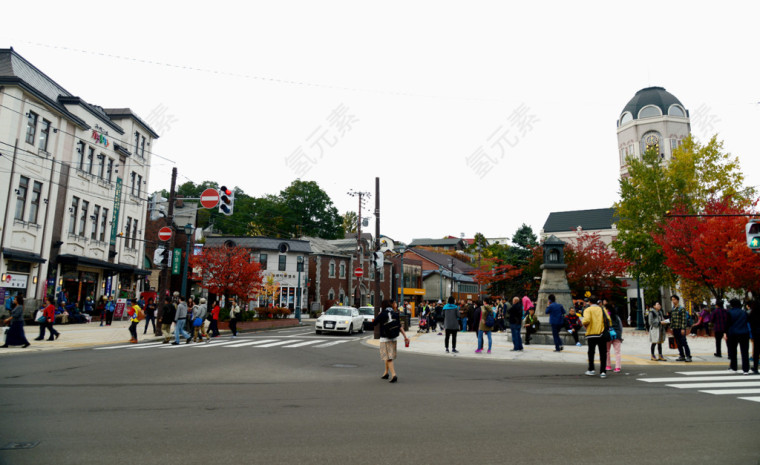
[359,308,374,315]
[325,308,351,316]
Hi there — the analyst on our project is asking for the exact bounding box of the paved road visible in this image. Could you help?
[0,325,758,465]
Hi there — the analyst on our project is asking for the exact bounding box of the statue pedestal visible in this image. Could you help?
[535,263,574,325]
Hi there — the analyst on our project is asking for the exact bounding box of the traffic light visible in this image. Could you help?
[219,186,234,216]
[372,251,384,270]
[746,221,760,251]
[154,247,170,266]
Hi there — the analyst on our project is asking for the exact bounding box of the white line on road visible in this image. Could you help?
[189,340,240,348]
[255,340,302,348]
[638,375,758,383]
[699,389,760,395]
[283,340,328,348]
[666,381,760,389]
[313,340,350,348]
[676,370,749,376]
[225,339,278,348]
[96,342,162,350]
[126,342,170,349]
[738,397,760,403]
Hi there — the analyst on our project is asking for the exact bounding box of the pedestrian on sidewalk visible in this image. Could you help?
[192,298,210,343]
[443,297,459,353]
[477,300,494,354]
[524,307,540,345]
[35,296,60,341]
[712,300,728,358]
[508,296,524,351]
[105,296,115,325]
[582,298,610,378]
[97,296,106,326]
[670,295,692,362]
[160,297,176,343]
[749,300,760,374]
[725,298,750,374]
[565,307,582,347]
[173,296,193,345]
[208,300,221,337]
[459,300,468,333]
[2,295,30,348]
[127,299,141,343]
[143,298,157,335]
[376,299,409,383]
[545,294,566,352]
[229,297,241,338]
[605,304,623,372]
[434,301,444,335]
[185,297,195,335]
[648,302,667,361]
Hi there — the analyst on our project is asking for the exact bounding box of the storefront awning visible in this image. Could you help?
[2,248,46,264]
[57,254,150,276]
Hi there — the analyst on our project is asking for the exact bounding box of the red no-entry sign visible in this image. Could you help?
[354,267,364,277]
[158,227,173,241]
[200,188,220,209]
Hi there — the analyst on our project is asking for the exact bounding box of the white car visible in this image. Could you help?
[358,306,375,330]
[316,306,365,335]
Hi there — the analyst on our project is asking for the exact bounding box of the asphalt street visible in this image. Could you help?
[0,324,758,465]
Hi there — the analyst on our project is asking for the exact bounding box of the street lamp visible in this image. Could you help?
[180,223,194,298]
[438,265,443,301]
[399,246,406,308]
[448,258,455,299]
[296,256,304,323]
[635,258,645,330]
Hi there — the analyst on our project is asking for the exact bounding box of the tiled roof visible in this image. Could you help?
[542,208,618,233]
[407,248,475,274]
[409,238,464,247]
[205,236,312,253]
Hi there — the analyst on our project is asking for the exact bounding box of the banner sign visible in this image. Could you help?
[109,177,123,246]
[114,298,127,319]
[172,248,182,275]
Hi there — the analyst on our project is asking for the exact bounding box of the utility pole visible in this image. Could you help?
[348,189,370,307]
[373,177,381,339]
[155,167,176,334]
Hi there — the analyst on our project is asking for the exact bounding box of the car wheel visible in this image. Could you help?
[348,324,353,335]
[316,330,322,335]
[359,324,364,334]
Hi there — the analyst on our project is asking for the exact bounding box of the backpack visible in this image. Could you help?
[685,309,693,327]
[484,311,495,328]
[383,311,401,339]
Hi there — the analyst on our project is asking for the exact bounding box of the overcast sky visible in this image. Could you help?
[3,1,758,244]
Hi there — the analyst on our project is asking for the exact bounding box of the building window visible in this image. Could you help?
[25,111,38,144]
[328,289,335,301]
[131,172,137,195]
[140,135,146,157]
[638,105,662,119]
[14,176,29,220]
[668,105,685,117]
[628,144,634,158]
[278,255,287,271]
[91,205,100,240]
[100,208,108,242]
[106,158,114,182]
[339,262,346,278]
[28,181,42,224]
[134,132,140,155]
[259,253,268,270]
[87,147,95,174]
[329,260,336,278]
[125,217,132,244]
[339,291,345,303]
[39,119,51,151]
[79,200,88,236]
[77,141,85,170]
[97,154,105,178]
[132,220,138,248]
[136,175,142,198]
[619,148,625,166]
[69,197,79,234]
[619,112,633,126]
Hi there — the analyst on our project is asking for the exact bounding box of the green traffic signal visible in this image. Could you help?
[751,237,760,249]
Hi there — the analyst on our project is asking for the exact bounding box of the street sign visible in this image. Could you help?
[354,267,364,277]
[172,248,182,275]
[200,188,220,209]
[158,226,173,241]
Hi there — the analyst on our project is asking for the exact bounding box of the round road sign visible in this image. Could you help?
[354,267,364,277]
[158,227,173,241]
[200,188,220,209]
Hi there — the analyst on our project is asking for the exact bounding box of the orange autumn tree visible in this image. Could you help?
[653,197,760,299]
[565,231,630,299]
[190,244,263,301]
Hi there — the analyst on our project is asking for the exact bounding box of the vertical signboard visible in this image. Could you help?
[172,248,182,275]
[109,177,123,246]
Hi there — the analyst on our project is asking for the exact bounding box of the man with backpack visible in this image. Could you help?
[670,295,692,362]
[375,299,410,383]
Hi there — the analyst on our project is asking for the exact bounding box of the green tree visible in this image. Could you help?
[342,211,358,235]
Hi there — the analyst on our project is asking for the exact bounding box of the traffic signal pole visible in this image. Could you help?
[373,177,381,339]
[155,167,177,334]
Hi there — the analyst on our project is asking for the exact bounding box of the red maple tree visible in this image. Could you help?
[189,244,263,300]
[565,231,630,298]
[472,257,522,290]
[653,197,760,299]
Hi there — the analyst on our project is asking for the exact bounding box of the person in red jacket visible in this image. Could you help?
[208,301,221,337]
[35,296,60,341]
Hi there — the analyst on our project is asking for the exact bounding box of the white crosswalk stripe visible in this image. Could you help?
[313,340,350,348]
[225,339,279,348]
[95,337,359,351]
[638,370,760,404]
[283,340,328,348]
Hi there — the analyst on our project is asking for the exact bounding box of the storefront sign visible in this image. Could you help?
[114,298,127,319]
[92,130,110,148]
[172,248,182,275]
[105,276,113,296]
[110,177,123,246]
[2,273,28,289]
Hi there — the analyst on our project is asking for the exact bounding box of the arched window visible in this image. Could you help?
[328,260,336,278]
[328,289,335,301]
[640,131,662,156]
[638,105,662,119]
[668,105,685,117]
[619,112,633,125]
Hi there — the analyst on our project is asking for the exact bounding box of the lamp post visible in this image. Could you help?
[296,256,304,322]
[448,258,455,299]
[636,267,645,331]
[438,265,443,301]
[180,223,194,298]
[476,245,482,300]
[399,246,405,308]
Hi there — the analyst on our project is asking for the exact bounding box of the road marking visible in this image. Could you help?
[638,375,757,383]
[676,370,748,376]
[283,340,328,348]
[125,342,170,349]
[738,397,760,403]
[189,340,240,348]
[666,381,760,389]
[225,339,278,348]
[313,340,350,348]
[255,340,302,348]
[699,389,760,395]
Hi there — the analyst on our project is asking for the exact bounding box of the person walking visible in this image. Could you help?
[605,304,624,373]
[712,300,728,358]
[508,296,524,351]
[35,296,60,341]
[127,299,141,343]
[97,296,107,326]
[749,300,760,374]
[565,307,582,347]
[375,299,409,383]
[582,298,611,378]
[545,294,566,352]
[648,302,667,361]
[2,295,30,348]
[143,298,157,335]
[208,300,221,337]
[229,297,241,338]
[523,307,540,345]
[670,295,692,362]
[192,298,210,343]
[725,298,750,374]
[172,296,193,345]
[160,297,176,344]
[442,297,459,353]
[104,296,115,325]
[459,300,468,333]
[476,300,495,354]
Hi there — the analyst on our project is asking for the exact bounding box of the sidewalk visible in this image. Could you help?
[367,327,732,366]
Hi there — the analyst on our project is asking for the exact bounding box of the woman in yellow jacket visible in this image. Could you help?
[582,299,612,378]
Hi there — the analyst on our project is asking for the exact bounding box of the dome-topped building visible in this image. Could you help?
[617,86,691,177]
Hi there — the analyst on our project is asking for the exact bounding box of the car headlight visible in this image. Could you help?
[340,319,349,324]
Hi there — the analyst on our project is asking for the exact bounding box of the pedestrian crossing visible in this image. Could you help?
[94,337,356,351]
[638,370,760,404]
